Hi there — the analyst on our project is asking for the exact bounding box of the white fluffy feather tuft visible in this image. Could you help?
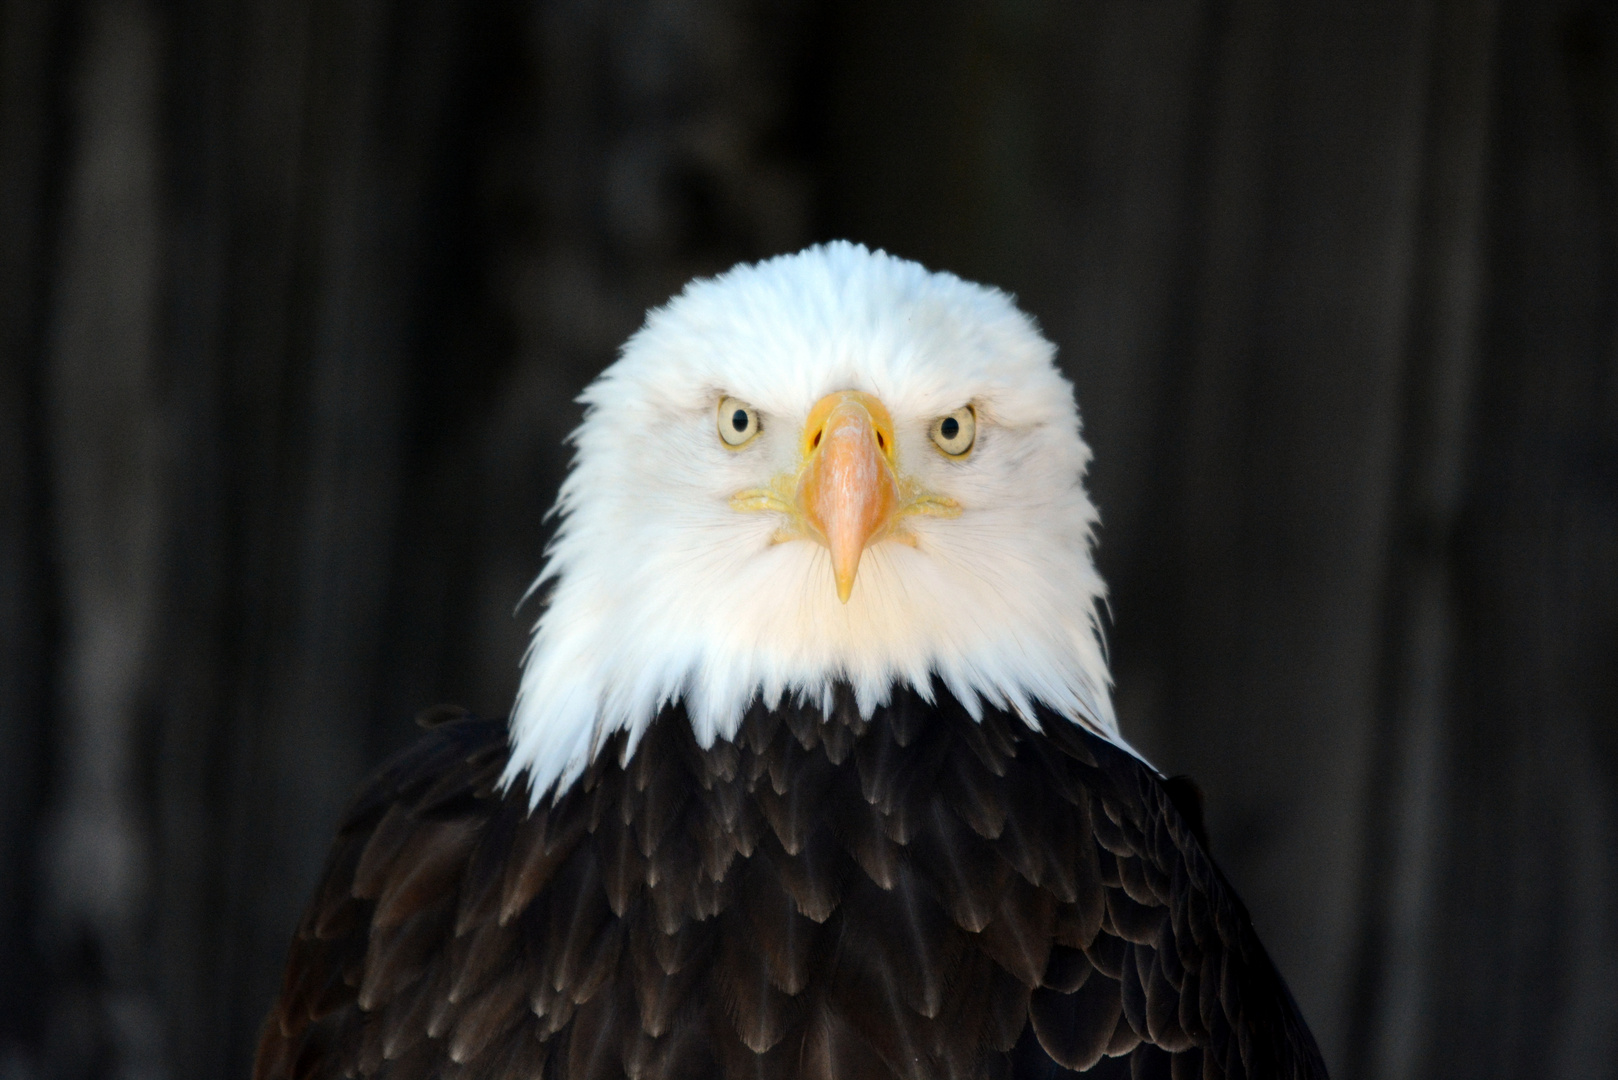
[504,242,1133,804]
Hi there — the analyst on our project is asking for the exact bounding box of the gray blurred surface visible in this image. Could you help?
[1,1,1615,1078]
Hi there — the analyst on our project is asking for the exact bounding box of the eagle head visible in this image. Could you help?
[506,242,1121,803]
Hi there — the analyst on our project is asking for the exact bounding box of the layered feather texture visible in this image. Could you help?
[255,694,1327,1080]
[508,243,1120,802]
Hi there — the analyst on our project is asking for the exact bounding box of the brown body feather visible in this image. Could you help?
[254,689,1327,1079]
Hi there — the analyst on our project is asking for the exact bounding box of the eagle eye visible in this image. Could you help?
[930,406,976,456]
[717,397,761,447]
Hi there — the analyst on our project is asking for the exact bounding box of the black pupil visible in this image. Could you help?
[731,409,749,432]
[940,416,960,440]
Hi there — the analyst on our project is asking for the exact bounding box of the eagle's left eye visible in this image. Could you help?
[930,405,976,456]
[717,397,761,447]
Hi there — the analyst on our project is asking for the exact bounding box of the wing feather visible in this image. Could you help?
[254,697,1326,1080]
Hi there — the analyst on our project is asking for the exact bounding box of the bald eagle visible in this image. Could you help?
[254,243,1327,1080]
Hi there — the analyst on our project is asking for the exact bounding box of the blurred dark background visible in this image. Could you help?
[2,0,1616,1077]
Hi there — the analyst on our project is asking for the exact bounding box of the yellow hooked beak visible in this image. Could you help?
[731,390,959,603]
[800,391,900,602]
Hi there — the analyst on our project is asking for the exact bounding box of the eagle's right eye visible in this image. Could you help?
[717,397,761,447]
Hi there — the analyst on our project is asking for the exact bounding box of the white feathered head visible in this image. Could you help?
[506,242,1123,802]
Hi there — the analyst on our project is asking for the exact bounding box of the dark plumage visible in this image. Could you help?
[254,688,1327,1079]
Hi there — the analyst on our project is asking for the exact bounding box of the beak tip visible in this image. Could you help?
[832,551,860,604]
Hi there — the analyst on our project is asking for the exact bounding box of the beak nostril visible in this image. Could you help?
[876,431,886,451]
[811,429,822,450]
